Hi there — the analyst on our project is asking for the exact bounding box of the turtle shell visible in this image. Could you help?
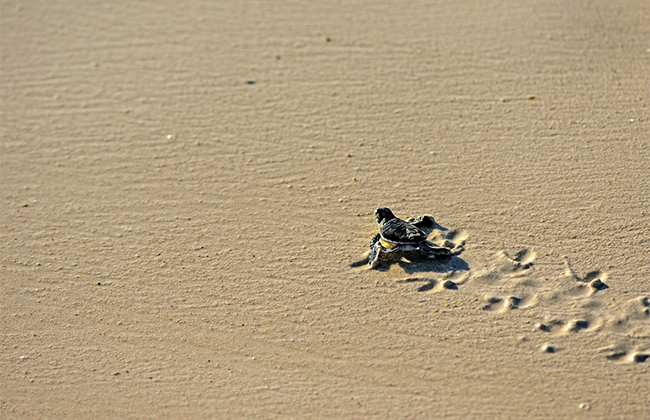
[379,215,428,246]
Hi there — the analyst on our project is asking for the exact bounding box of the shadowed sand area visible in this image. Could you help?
[1,0,649,418]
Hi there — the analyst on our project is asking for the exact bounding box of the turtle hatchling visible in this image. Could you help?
[367,207,461,268]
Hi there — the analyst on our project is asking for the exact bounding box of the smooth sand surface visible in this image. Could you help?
[2,0,649,418]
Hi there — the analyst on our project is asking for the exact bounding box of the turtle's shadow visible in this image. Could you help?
[432,222,448,232]
[350,252,469,274]
[399,254,468,274]
[372,254,469,274]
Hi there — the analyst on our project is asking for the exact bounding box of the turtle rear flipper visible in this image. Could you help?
[407,215,437,236]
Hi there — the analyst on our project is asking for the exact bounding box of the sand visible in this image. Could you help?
[1,0,649,418]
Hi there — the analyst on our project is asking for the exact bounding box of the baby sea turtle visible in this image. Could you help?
[368,207,461,268]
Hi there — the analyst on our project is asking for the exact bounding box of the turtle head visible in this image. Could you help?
[375,207,396,224]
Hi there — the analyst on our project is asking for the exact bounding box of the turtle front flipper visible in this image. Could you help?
[419,240,461,258]
[370,233,381,248]
[368,233,381,267]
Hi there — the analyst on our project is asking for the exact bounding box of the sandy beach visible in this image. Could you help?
[2,0,649,418]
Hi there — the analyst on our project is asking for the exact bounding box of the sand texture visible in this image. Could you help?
[2,0,649,418]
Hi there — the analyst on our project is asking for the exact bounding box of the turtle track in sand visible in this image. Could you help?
[472,253,650,364]
[360,226,650,364]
